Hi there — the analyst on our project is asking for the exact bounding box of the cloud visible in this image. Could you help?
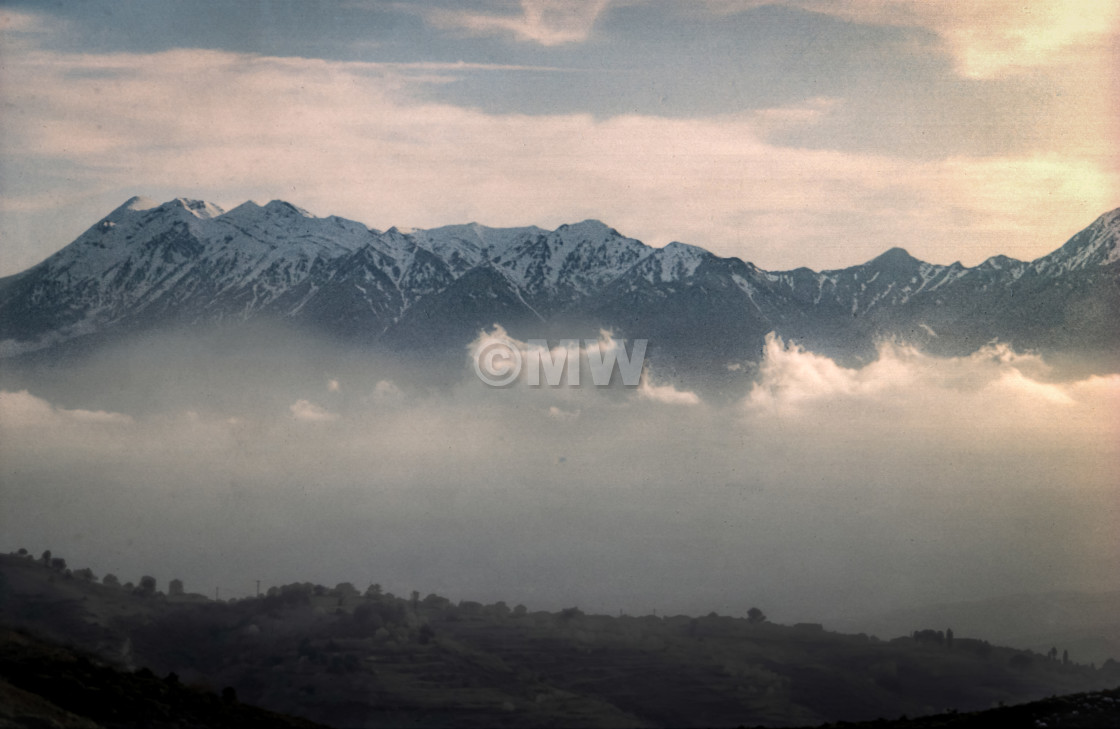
[861,0,1120,79]
[0,389,133,427]
[744,334,1110,434]
[0,31,1116,275]
[427,0,612,46]
[372,380,403,399]
[637,379,701,406]
[0,9,43,33]
[708,0,1120,79]
[289,399,338,422]
[547,405,580,420]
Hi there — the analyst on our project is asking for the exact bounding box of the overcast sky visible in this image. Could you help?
[1,1,1117,275]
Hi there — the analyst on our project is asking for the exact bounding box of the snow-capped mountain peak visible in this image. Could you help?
[1,198,1116,369]
[262,199,314,219]
[637,241,710,283]
[1033,207,1120,273]
[116,195,161,214]
[174,198,226,219]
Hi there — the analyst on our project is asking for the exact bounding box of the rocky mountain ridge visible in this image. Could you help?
[1,198,1117,375]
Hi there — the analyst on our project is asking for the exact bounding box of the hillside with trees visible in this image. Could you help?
[2,550,1118,728]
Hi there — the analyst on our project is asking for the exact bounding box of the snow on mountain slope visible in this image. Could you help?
[1032,208,1120,274]
[408,223,547,274]
[642,241,710,283]
[489,220,653,305]
[1,198,1117,366]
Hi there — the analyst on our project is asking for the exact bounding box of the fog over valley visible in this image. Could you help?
[3,325,1116,626]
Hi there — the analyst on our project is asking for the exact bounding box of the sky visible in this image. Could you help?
[1,0,1117,276]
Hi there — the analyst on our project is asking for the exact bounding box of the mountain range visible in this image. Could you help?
[1,197,1117,379]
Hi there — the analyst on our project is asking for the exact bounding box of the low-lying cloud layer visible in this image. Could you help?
[1,331,1117,625]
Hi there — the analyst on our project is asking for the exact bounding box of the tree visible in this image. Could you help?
[136,575,157,596]
[169,578,184,596]
[913,629,945,645]
[103,573,120,587]
[40,549,51,565]
[747,607,767,624]
[422,593,452,610]
[946,628,954,649]
[74,567,96,581]
[1063,649,1070,666]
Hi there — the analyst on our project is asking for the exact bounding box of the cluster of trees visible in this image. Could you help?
[912,628,954,647]
[12,547,777,636]
[912,625,1088,672]
[17,548,69,573]
[11,547,184,600]
[1046,646,1071,665]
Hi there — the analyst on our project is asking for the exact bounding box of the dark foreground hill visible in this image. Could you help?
[2,552,1117,728]
[810,685,1120,729]
[0,627,327,728]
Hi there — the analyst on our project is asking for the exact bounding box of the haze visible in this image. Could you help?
[2,326,1116,626]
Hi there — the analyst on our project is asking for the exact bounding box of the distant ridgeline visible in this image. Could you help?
[2,549,1119,728]
[1,199,1117,382]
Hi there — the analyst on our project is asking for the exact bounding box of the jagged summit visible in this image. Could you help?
[1034,207,1120,272]
[867,246,919,267]
[0,198,1116,367]
[978,254,1020,270]
[661,240,707,255]
[262,199,314,218]
[557,219,615,234]
[118,195,160,213]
